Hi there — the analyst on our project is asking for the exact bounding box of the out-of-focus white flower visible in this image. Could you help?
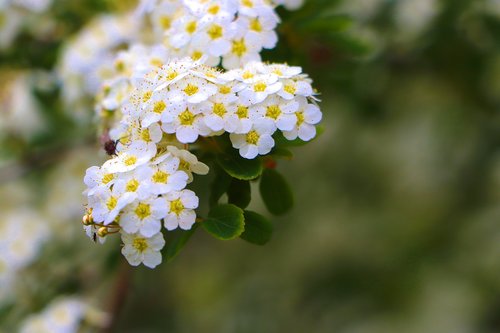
[394,0,440,39]
[19,297,87,333]
[0,72,46,139]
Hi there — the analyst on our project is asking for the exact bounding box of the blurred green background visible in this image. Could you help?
[1,0,500,332]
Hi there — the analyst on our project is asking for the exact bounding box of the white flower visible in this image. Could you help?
[277,78,313,100]
[121,231,165,268]
[119,197,167,237]
[164,190,199,230]
[237,74,282,104]
[221,36,262,69]
[167,146,209,182]
[83,166,116,195]
[112,168,151,199]
[283,99,322,141]
[252,95,299,132]
[167,75,218,104]
[232,8,279,50]
[102,141,156,173]
[169,16,200,48]
[88,187,136,225]
[136,154,189,195]
[229,120,275,159]
[192,18,235,57]
[200,95,239,132]
[161,104,211,143]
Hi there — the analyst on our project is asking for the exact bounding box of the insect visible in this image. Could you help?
[100,132,119,156]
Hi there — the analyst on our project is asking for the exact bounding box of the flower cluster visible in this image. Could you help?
[107,58,322,159]
[141,0,282,69]
[81,0,320,269]
[83,144,208,268]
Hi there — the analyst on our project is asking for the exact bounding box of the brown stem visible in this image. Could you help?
[101,261,133,333]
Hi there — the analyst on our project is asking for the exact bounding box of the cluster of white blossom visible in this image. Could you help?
[0,0,53,49]
[80,0,320,269]
[19,297,89,333]
[140,0,283,69]
[109,58,321,158]
[83,143,209,268]
[58,13,139,116]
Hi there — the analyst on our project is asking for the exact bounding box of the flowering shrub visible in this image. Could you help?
[80,0,322,268]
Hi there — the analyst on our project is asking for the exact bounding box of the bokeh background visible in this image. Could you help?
[1,0,499,332]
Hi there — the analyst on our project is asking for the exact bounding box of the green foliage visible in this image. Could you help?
[164,225,199,263]
[202,204,245,240]
[216,149,263,180]
[227,179,251,209]
[240,210,273,245]
[260,168,294,216]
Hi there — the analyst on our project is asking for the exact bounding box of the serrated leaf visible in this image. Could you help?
[240,211,273,245]
[202,204,245,240]
[165,224,198,263]
[227,179,251,209]
[259,169,294,215]
[217,149,263,180]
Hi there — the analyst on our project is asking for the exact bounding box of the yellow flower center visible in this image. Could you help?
[254,82,267,92]
[284,84,296,95]
[134,203,151,220]
[126,179,139,192]
[266,105,281,120]
[153,101,166,114]
[160,16,171,29]
[142,91,152,103]
[296,112,305,126]
[133,237,148,252]
[208,4,220,14]
[232,39,247,57]
[192,50,203,60]
[124,156,137,166]
[106,196,117,210]
[179,109,195,126]
[102,173,114,184]
[141,129,151,142]
[179,160,190,171]
[186,21,197,34]
[115,60,126,73]
[246,130,259,145]
[183,84,199,96]
[166,70,178,81]
[150,58,163,67]
[250,18,262,32]
[152,170,169,183]
[213,103,226,117]
[170,199,185,216]
[236,105,248,119]
[207,24,223,39]
[242,0,253,8]
[219,86,231,94]
[242,71,254,79]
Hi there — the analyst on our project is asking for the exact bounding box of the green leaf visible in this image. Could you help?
[202,204,245,240]
[240,211,273,245]
[209,166,232,207]
[217,149,263,180]
[165,224,198,263]
[259,169,294,215]
[271,147,294,159]
[227,179,251,209]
